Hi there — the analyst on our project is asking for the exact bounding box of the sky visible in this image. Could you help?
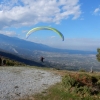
[0,0,100,51]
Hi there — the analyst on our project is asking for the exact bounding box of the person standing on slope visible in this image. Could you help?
[40,57,45,62]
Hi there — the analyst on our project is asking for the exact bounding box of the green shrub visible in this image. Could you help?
[34,73,100,100]
[6,61,14,66]
[75,86,91,96]
[79,69,86,72]
[0,57,2,66]
[62,73,100,97]
[62,75,77,88]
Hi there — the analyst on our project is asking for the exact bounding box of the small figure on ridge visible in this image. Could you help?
[40,57,45,62]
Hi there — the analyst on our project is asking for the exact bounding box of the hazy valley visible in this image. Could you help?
[0,34,99,71]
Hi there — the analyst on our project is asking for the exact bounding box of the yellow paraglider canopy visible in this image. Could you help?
[26,26,64,41]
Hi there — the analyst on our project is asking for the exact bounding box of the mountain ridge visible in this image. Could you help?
[0,34,98,70]
[0,49,45,66]
[0,34,96,56]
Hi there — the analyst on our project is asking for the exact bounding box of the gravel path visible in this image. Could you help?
[0,67,61,100]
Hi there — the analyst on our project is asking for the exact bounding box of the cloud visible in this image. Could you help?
[37,38,100,51]
[94,8,100,13]
[93,7,100,15]
[51,36,56,38]
[0,30,17,36]
[0,0,81,29]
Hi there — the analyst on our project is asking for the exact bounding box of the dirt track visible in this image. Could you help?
[0,67,61,100]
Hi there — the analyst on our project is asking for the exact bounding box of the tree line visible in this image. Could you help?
[0,57,6,66]
[0,56,25,66]
[96,48,100,62]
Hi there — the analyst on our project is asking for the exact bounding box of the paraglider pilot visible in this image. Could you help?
[40,57,45,62]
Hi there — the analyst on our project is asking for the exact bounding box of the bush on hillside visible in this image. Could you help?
[62,73,100,96]
[0,57,2,66]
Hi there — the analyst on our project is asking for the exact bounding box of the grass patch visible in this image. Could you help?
[34,72,100,100]
[34,83,80,100]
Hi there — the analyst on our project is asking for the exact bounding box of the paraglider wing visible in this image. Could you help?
[26,27,64,41]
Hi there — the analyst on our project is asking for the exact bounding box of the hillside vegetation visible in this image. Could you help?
[0,50,45,67]
[33,70,100,100]
[0,56,25,66]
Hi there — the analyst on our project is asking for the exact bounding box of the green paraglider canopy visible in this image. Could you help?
[26,26,64,41]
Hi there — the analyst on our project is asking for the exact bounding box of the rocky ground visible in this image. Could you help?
[0,67,61,100]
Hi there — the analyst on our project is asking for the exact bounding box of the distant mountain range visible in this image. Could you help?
[0,34,97,66]
[0,34,96,55]
[0,49,45,66]
[0,34,97,67]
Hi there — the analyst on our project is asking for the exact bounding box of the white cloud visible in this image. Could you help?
[36,38,100,51]
[51,36,56,38]
[0,0,81,29]
[0,30,17,36]
[94,8,100,13]
[93,7,100,15]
